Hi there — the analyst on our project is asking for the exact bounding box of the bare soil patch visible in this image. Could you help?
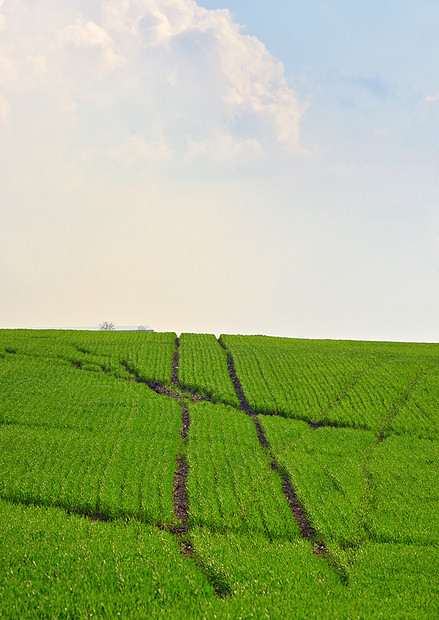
[173,454,189,530]
[171,336,180,387]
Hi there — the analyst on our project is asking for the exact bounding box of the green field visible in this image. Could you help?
[1,329,438,618]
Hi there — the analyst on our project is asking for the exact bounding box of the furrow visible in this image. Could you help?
[170,339,231,598]
[218,339,254,416]
[119,360,181,399]
[87,354,351,430]
[119,360,205,403]
[171,336,180,387]
[218,338,348,579]
[173,453,189,530]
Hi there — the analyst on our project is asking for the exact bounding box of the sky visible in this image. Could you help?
[1,0,439,341]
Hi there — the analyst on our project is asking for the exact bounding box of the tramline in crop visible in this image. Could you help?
[185,401,299,539]
[0,329,438,619]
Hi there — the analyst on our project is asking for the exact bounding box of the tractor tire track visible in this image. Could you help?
[60,345,231,596]
[77,351,348,430]
[218,338,349,582]
[218,337,345,430]
[170,405,231,598]
[170,340,232,598]
[173,454,189,528]
[41,336,351,591]
[171,336,180,387]
[90,342,231,597]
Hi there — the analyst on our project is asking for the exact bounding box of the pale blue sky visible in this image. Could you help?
[1,0,438,340]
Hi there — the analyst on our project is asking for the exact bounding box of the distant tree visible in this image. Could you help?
[99,321,116,331]
[137,325,147,331]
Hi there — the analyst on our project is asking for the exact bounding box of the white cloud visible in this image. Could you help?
[0,0,306,162]
[103,0,199,41]
[59,18,125,75]
[62,19,114,49]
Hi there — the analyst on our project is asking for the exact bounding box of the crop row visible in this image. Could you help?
[2,497,438,619]
[178,333,239,406]
[0,350,181,524]
[221,334,439,438]
[0,498,216,618]
[1,330,438,618]
[190,529,439,617]
[185,401,298,539]
[260,416,439,547]
[0,329,177,385]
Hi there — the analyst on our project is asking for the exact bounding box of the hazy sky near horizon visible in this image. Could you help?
[1,0,439,340]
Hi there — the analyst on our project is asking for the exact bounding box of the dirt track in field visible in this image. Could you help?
[18,336,348,592]
[15,334,439,596]
[119,359,204,403]
[219,340,322,542]
[173,454,189,528]
[218,337,351,582]
[169,339,231,598]
[170,338,192,535]
[171,336,180,387]
[125,335,339,574]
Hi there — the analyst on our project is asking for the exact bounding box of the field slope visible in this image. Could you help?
[0,329,438,618]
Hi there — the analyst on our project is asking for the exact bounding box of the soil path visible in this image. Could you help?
[76,347,337,554]
[171,336,180,387]
[218,338,347,431]
[11,337,353,591]
[219,341,321,542]
[218,338,350,581]
[169,340,231,598]
[170,339,190,536]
